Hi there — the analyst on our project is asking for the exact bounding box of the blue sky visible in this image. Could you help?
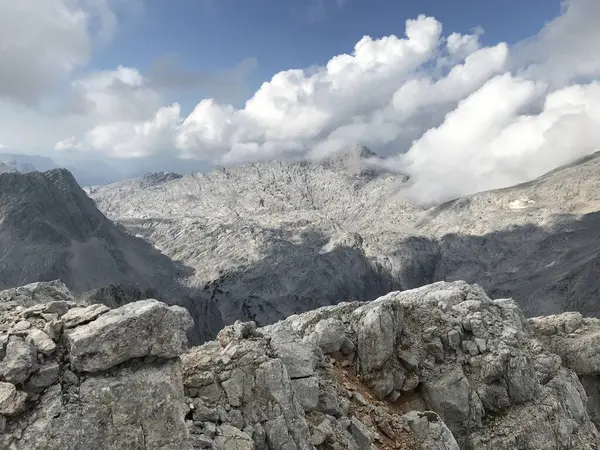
[93,0,563,106]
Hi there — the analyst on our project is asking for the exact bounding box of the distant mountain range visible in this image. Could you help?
[88,146,600,327]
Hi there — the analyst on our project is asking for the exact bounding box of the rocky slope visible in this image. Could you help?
[89,147,600,326]
[0,169,222,343]
[0,162,18,174]
[2,280,600,449]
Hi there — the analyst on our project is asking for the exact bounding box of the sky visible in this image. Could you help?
[2,0,600,201]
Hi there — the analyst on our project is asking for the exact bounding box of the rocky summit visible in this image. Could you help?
[2,279,600,449]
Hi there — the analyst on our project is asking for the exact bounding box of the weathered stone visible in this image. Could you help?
[0,381,27,416]
[291,376,319,412]
[43,320,63,342]
[26,328,56,355]
[402,411,459,450]
[306,318,347,354]
[269,327,317,379]
[477,382,510,413]
[350,416,372,450]
[214,424,255,450]
[26,361,60,392]
[67,300,193,372]
[356,304,397,373]
[0,336,37,384]
[19,360,192,450]
[193,401,219,422]
[61,304,110,328]
[0,333,7,359]
[506,355,537,403]
[423,366,472,426]
[398,351,419,371]
[11,320,31,332]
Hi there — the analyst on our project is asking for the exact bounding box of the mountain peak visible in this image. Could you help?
[324,144,380,162]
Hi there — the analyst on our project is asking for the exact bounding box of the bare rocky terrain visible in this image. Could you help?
[2,280,600,449]
[0,169,222,343]
[3,148,600,448]
[88,147,600,326]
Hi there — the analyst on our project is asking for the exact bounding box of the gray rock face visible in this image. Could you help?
[177,281,600,449]
[0,336,37,384]
[87,149,600,334]
[402,411,459,450]
[0,381,27,416]
[0,282,194,450]
[67,299,193,372]
[3,279,600,449]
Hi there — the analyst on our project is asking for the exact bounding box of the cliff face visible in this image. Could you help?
[0,169,223,344]
[2,280,600,449]
[89,150,600,328]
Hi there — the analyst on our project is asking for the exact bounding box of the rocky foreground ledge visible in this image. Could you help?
[1,281,600,449]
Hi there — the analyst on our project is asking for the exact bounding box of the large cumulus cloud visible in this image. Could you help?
[14,0,600,202]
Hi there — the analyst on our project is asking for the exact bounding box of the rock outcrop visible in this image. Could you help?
[0,281,193,449]
[3,280,600,449]
[181,281,600,449]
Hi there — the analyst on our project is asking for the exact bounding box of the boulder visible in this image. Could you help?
[0,381,27,416]
[67,299,192,372]
[0,336,37,384]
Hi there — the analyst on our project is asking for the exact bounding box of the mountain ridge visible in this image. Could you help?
[88,149,600,326]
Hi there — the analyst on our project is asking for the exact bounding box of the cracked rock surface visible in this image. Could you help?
[89,149,600,331]
[3,280,600,449]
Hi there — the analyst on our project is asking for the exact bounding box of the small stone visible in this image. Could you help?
[26,361,60,390]
[398,351,419,371]
[447,329,462,350]
[0,382,27,416]
[292,376,319,412]
[11,321,31,332]
[26,329,56,356]
[190,435,213,449]
[462,340,479,356]
[61,304,110,329]
[353,391,369,406]
[0,334,8,359]
[63,369,79,386]
[43,320,64,342]
[350,416,373,450]
[203,421,217,438]
[193,401,219,422]
[402,373,420,392]
[475,338,488,353]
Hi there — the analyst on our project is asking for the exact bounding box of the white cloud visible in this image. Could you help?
[0,0,134,105]
[400,78,600,203]
[511,0,600,86]
[68,66,162,121]
[0,0,90,104]
[3,0,600,205]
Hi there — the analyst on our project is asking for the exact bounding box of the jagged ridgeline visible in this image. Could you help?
[0,168,222,343]
[1,281,600,449]
[90,147,600,329]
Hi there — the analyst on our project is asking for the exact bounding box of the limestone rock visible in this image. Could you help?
[0,336,37,384]
[26,328,56,355]
[26,361,60,390]
[61,304,110,329]
[402,411,459,450]
[0,381,27,416]
[67,299,193,372]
